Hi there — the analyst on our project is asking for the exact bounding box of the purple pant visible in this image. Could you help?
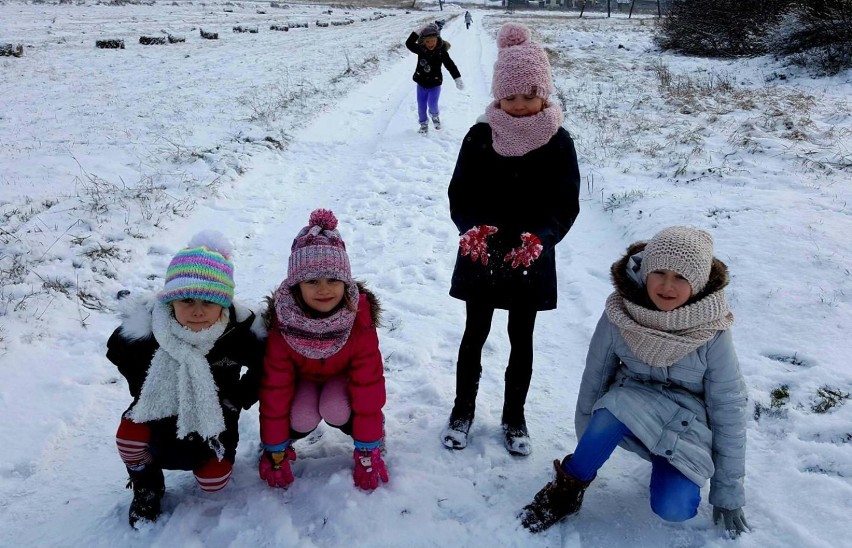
[416,84,441,124]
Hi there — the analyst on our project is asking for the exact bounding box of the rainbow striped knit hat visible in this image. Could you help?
[160,230,235,309]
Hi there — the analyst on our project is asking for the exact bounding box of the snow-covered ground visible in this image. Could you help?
[1,1,851,546]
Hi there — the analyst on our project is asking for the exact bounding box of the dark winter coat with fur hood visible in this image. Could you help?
[405,32,461,88]
[448,120,581,310]
[259,286,385,448]
[107,295,266,465]
[575,243,747,510]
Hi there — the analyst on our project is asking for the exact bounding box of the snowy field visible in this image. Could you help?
[1,0,851,546]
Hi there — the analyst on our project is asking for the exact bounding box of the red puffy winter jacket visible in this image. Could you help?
[259,292,385,447]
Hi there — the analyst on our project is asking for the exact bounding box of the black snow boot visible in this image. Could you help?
[520,455,593,533]
[441,361,480,449]
[127,465,165,528]
[502,420,531,456]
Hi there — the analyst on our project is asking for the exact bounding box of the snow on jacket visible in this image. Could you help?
[575,245,747,510]
[448,120,581,310]
[405,32,461,89]
[259,289,385,447]
[106,294,266,462]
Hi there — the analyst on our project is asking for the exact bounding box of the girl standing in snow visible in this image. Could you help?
[520,227,749,538]
[108,231,265,528]
[258,209,388,491]
[405,22,464,134]
[443,23,581,456]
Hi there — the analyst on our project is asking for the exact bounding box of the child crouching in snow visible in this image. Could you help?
[107,231,266,528]
[521,227,750,539]
[258,209,388,491]
[442,23,580,456]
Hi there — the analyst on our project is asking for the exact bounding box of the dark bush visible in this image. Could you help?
[656,0,794,57]
[773,0,852,75]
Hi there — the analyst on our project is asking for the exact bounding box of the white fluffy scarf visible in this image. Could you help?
[129,301,228,451]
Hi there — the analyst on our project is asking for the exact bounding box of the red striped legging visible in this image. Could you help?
[116,417,232,493]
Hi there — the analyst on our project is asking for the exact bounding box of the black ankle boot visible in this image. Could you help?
[127,465,165,528]
[520,455,594,533]
[502,420,531,456]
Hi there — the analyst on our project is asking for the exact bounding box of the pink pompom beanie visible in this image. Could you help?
[286,209,352,286]
[491,23,553,100]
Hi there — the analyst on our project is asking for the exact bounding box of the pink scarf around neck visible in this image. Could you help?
[485,102,563,157]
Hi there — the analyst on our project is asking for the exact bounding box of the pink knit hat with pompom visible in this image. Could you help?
[286,209,352,286]
[491,23,553,100]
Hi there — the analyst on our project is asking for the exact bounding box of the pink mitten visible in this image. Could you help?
[353,448,389,491]
[504,233,543,268]
[459,225,498,265]
[258,446,297,488]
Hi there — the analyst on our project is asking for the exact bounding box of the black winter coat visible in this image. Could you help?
[107,298,266,466]
[448,122,581,311]
[405,32,461,89]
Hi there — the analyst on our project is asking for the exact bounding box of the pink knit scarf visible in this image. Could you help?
[485,102,563,157]
[274,281,359,359]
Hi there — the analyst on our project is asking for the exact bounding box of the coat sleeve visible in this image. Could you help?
[106,328,153,399]
[235,321,267,411]
[442,48,461,80]
[405,32,420,54]
[575,312,620,439]
[531,131,581,251]
[259,330,297,447]
[448,127,483,234]
[704,330,748,509]
[348,321,386,445]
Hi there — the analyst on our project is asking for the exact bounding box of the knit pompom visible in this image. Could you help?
[187,230,233,260]
[308,208,338,231]
[496,23,530,49]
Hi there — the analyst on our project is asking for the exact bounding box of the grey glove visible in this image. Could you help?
[713,506,750,538]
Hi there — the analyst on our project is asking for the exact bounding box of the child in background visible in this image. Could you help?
[405,22,464,134]
[258,209,388,491]
[464,11,472,30]
[443,23,581,456]
[107,231,265,528]
[521,227,749,539]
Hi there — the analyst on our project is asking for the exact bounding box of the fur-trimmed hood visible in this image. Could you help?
[263,281,382,331]
[116,293,267,341]
[610,242,730,309]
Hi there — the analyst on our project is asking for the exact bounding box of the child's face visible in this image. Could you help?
[172,299,224,331]
[298,278,345,314]
[423,36,438,50]
[645,270,692,311]
[499,93,545,118]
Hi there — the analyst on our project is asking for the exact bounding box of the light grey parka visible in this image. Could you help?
[575,243,748,510]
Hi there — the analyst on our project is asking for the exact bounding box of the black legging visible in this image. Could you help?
[454,301,537,426]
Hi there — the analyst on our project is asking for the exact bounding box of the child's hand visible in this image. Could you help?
[504,233,543,268]
[454,77,465,91]
[460,225,498,266]
[259,447,297,488]
[353,448,389,490]
[713,506,750,538]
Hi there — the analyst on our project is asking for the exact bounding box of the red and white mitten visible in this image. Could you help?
[459,225,498,265]
[504,233,543,269]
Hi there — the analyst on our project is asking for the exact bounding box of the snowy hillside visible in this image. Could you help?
[1,1,850,546]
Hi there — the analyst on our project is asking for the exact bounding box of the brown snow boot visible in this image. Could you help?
[520,455,593,533]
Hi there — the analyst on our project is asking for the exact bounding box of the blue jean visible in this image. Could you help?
[416,84,441,124]
[564,408,701,522]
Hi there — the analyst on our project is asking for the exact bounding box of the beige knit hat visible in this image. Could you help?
[639,226,714,294]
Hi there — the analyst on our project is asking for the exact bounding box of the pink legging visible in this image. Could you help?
[290,374,351,433]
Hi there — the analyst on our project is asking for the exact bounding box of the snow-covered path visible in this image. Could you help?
[3,5,851,548]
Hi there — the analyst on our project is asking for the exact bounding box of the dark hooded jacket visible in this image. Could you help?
[106,295,266,466]
[406,32,461,89]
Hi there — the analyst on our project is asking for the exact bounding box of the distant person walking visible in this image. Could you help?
[465,11,472,29]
